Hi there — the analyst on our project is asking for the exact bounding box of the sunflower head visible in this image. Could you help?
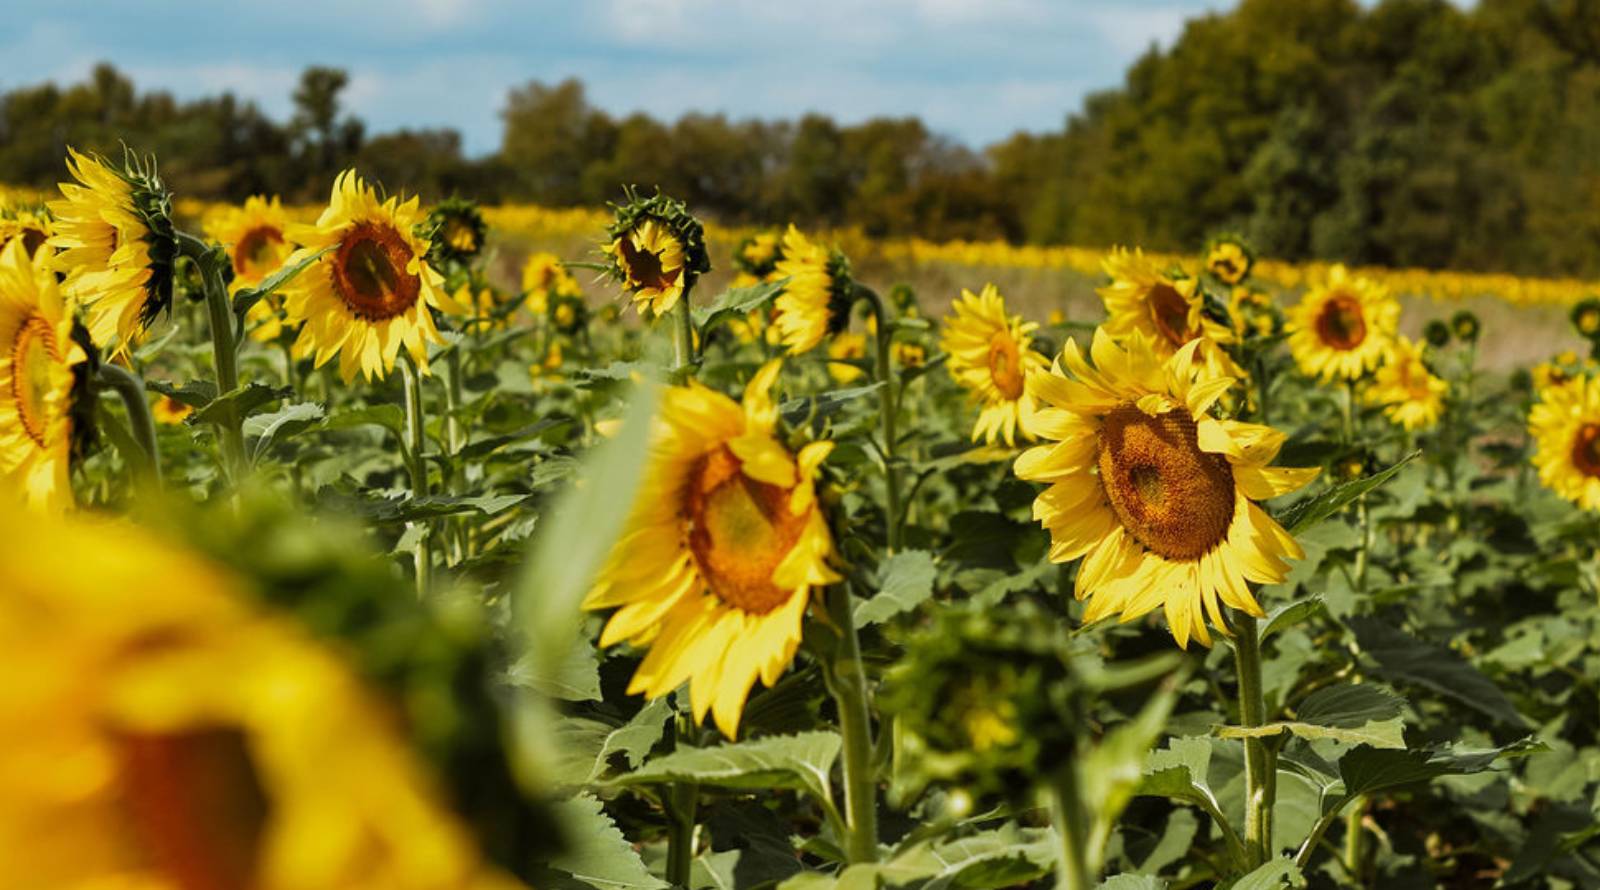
[520,250,580,318]
[1366,336,1448,432]
[204,195,294,301]
[425,197,488,267]
[47,147,178,352]
[893,339,927,369]
[733,230,783,279]
[940,284,1047,446]
[1423,319,1451,348]
[827,331,868,384]
[1286,264,1399,382]
[1229,287,1281,340]
[1099,248,1240,379]
[603,188,710,316]
[1573,298,1600,339]
[0,206,53,260]
[1529,373,1600,511]
[1205,234,1254,286]
[771,226,856,355]
[550,293,587,335]
[1450,310,1480,344]
[1014,328,1318,648]
[889,282,922,319]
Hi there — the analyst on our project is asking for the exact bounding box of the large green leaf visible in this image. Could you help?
[1216,684,1407,749]
[1099,877,1167,890]
[190,381,292,426]
[615,731,842,808]
[854,550,937,626]
[1275,452,1417,533]
[1336,737,1544,801]
[244,401,325,460]
[1348,617,1526,727]
[692,278,787,335]
[544,793,668,890]
[1219,858,1304,889]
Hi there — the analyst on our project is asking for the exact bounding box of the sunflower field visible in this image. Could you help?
[5,148,1600,890]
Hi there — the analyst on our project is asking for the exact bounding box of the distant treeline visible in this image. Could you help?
[3,0,1600,276]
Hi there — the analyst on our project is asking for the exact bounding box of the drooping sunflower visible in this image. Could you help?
[280,170,465,382]
[0,239,86,513]
[940,284,1048,446]
[0,509,525,890]
[520,250,580,318]
[1099,248,1241,378]
[47,148,177,353]
[205,195,295,343]
[603,190,710,317]
[584,362,840,738]
[1529,374,1600,511]
[1014,329,1320,648]
[1205,236,1254,286]
[771,226,853,355]
[1286,264,1399,382]
[0,207,53,259]
[1365,336,1448,432]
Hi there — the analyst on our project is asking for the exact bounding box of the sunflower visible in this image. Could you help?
[47,148,177,353]
[1572,298,1600,338]
[0,207,53,259]
[734,230,782,279]
[940,284,1048,446]
[459,283,508,332]
[1229,287,1279,339]
[520,251,580,318]
[603,191,708,317]
[205,195,295,343]
[584,361,839,738]
[894,340,927,369]
[1529,374,1600,511]
[1099,248,1241,378]
[827,331,868,384]
[1533,351,1591,390]
[0,239,86,513]
[1205,237,1253,286]
[772,226,852,355]
[280,171,465,382]
[1286,264,1399,382]
[1013,329,1320,648]
[426,198,488,266]
[1365,336,1448,432]
[0,509,524,890]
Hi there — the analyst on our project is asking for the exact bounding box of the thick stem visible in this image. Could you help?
[96,363,162,488]
[1049,766,1094,890]
[664,713,700,888]
[400,357,433,598]
[442,348,467,564]
[825,584,880,863]
[671,292,695,373]
[188,235,248,482]
[861,287,903,552]
[1232,611,1273,867]
[1342,797,1367,882]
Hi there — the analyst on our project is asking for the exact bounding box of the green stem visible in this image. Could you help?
[1232,610,1273,867]
[665,715,700,888]
[860,286,903,552]
[400,356,433,598]
[95,363,162,489]
[671,292,695,373]
[442,348,467,564]
[1342,797,1367,883]
[824,583,879,863]
[183,233,248,482]
[1049,766,1093,890]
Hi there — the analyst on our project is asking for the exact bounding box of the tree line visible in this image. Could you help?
[3,0,1599,276]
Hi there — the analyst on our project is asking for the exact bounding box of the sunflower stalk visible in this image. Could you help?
[1048,764,1093,890]
[823,582,880,863]
[180,232,249,483]
[859,285,903,552]
[664,715,700,889]
[94,363,161,488]
[399,355,433,598]
[671,293,696,373]
[442,347,468,564]
[1230,610,1274,868]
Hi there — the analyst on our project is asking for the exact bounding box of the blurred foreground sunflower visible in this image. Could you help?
[1529,374,1600,511]
[1286,264,1398,381]
[205,195,294,342]
[0,239,86,513]
[0,509,524,890]
[1014,329,1319,647]
[281,170,464,382]
[940,284,1046,446]
[1099,248,1240,378]
[48,148,177,353]
[1365,336,1447,432]
[583,362,839,737]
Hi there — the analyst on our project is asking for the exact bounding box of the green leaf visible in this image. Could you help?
[1214,718,1404,750]
[545,793,668,890]
[1081,669,1190,869]
[190,381,292,426]
[507,639,603,702]
[1219,858,1304,889]
[548,697,673,787]
[692,278,787,335]
[1136,736,1241,857]
[874,823,1056,889]
[1218,684,1407,749]
[321,403,405,437]
[1275,451,1418,533]
[615,731,842,808]
[854,550,937,625]
[244,402,325,460]
[147,378,218,409]
[1099,877,1167,890]
[781,383,885,427]
[1336,737,1545,801]
[1348,616,1526,727]
[317,490,528,523]
[231,245,331,321]
[1260,596,1324,641]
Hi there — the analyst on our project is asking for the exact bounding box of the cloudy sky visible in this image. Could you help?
[5,0,1222,155]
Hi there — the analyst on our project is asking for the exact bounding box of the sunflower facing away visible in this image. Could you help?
[1014,329,1319,648]
[280,170,464,382]
[1099,248,1241,378]
[0,509,526,890]
[772,226,851,355]
[205,195,295,342]
[1365,336,1448,432]
[940,284,1048,446]
[1286,264,1399,382]
[48,148,176,353]
[1529,373,1600,511]
[0,239,86,513]
[584,361,840,737]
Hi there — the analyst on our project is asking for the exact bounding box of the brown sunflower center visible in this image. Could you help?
[120,727,269,890]
[1314,293,1367,351]
[617,236,680,293]
[232,225,285,280]
[1147,283,1195,347]
[1572,423,1600,478]
[1097,406,1235,560]
[19,226,47,258]
[330,221,420,322]
[685,445,809,615]
[11,314,59,447]
[987,332,1026,400]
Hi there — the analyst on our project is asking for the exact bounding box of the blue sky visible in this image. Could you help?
[5,0,1222,156]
